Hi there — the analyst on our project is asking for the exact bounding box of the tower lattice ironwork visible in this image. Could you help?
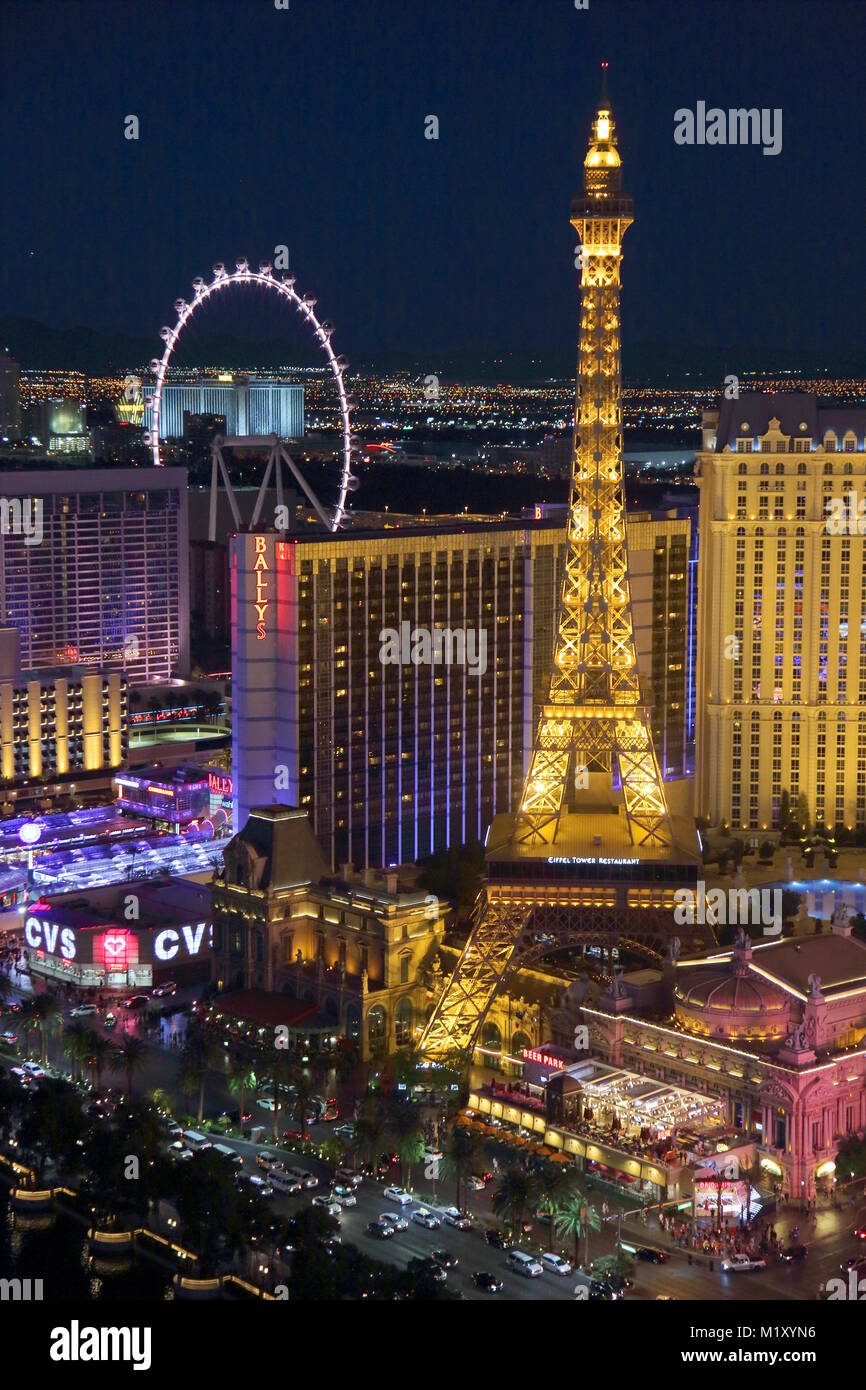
[420,87,676,1061]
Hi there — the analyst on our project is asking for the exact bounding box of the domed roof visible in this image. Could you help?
[676,967,788,1015]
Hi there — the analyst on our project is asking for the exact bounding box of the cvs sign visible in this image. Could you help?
[25,915,76,961]
[154,921,213,962]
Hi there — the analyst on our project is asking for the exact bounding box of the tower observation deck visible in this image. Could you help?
[420,82,712,1062]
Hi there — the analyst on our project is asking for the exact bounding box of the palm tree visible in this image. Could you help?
[491,1165,542,1238]
[61,1021,88,1083]
[227,1064,255,1133]
[387,1104,426,1190]
[85,1032,112,1094]
[17,999,38,1058]
[114,1036,147,1099]
[352,1111,389,1176]
[32,995,59,1066]
[177,1065,199,1117]
[291,1065,315,1142]
[555,1189,601,1270]
[535,1167,582,1251]
[442,1125,483,1211]
[181,1026,220,1124]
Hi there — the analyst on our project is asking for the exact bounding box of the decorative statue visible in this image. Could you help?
[807,973,823,999]
[785,1022,809,1051]
[734,926,750,951]
[612,970,628,1000]
[669,936,681,961]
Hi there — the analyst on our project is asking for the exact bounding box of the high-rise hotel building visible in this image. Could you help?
[232,514,691,868]
[696,393,866,833]
[0,468,189,685]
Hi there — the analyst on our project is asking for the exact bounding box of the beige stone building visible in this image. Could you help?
[211,805,444,1059]
[696,393,866,832]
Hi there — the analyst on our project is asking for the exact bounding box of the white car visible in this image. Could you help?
[168,1142,193,1162]
[257,1097,279,1111]
[288,1167,318,1189]
[21,1061,46,1078]
[721,1254,766,1272]
[312,1197,342,1219]
[383,1186,413,1206]
[541,1252,573,1276]
[332,1185,357,1207]
[411,1208,441,1230]
[379,1210,409,1231]
[69,1005,99,1018]
[443,1207,471,1230]
[238,1174,274,1197]
[335,1167,363,1188]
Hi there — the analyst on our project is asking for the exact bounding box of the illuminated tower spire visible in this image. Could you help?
[418,87,677,1063]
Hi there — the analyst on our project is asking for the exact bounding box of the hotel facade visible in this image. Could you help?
[231,514,692,868]
[696,394,866,833]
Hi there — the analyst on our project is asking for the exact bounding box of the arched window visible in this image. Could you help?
[738,462,748,475]
[760,461,769,474]
[511,1030,531,1055]
[395,997,414,1046]
[345,1004,361,1041]
[797,461,807,474]
[399,951,411,985]
[367,1005,387,1050]
[844,460,853,474]
[775,462,785,474]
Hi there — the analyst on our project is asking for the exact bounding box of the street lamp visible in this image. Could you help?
[18,821,42,885]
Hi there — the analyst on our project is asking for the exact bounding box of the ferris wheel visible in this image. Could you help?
[146,258,358,529]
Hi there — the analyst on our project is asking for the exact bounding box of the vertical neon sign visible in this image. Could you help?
[254,535,270,640]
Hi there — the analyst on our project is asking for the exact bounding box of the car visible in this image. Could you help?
[588,1279,622,1301]
[334,1123,355,1139]
[152,981,177,997]
[485,1229,513,1250]
[335,1167,363,1188]
[379,1210,409,1231]
[407,1256,447,1284]
[69,1004,99,1017]
[311,1198,342,1219]
[541,1252,573,1276]
[443,1207,471,1230]
[332,1185,357,1207]
[166,1123,184,1140]
[256,1149,282,1171]
[636,1247,668,1264]
[21,1061,45,1079]
[103,1013,117,1029]
[237,1174,274,1197]
[287,1167,318,1189]
[411,1208,441,1230]
[257,1096,279,1111]
[720,1254,766,1272]
[602,1272,633,1293]
[854,1227,866,1241]
[431,1249,458,1268]
[383,1186,413,1206]
[322,1105,339,1122]
[9,1067,31,1087]
[780,1245,808,1262]
[0,1029,18,1046]
[467,1176,488,1191]
[842,1255,866,1273]
[168,1141,193,1162]
[472,1271,503,1292]
[121,995,149,1010]
[367,1220,395,1239]
[281,1129,304,1144]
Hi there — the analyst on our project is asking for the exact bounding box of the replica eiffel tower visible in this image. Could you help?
[420,78,711,1061]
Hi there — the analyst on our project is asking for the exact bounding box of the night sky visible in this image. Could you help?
[2,0,864,364]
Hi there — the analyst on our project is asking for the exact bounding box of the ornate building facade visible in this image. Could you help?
[211,805,445,1059]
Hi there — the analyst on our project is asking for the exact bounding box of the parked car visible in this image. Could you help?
[443,1207,471,1230]
[287,1167,318,1189]
[411,1208,441,1230]
[721,1254,766,1272]
[485,1229,513,1250]
[636,1247,668,1264]
[256,1149,282,1172]
[472,1271,503,1292]
[383,1186,413,1206]
[541,1252,572,1276]
[168,1141,193,1162]
[237,1174,273,1197]
[69,1004,99,1018]
[507,1250,543,1278]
